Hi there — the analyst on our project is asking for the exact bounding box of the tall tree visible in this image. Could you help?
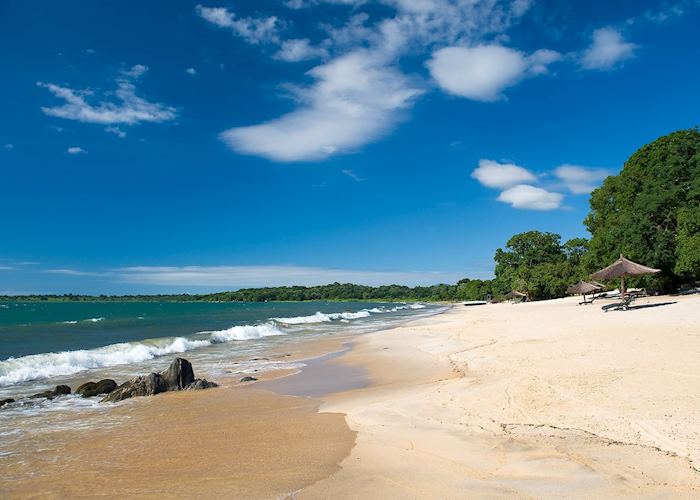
[585,128,700,289]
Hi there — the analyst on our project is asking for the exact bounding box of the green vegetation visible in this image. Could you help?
[585,128,700,291]
[2,129,698,304]
[492,231,589,300]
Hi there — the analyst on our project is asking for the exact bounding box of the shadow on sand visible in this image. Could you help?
[627,301,677,311]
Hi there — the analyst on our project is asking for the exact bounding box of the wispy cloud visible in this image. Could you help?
[38,65,176,126]
[46,268,110,277]
[581,27,637,70]
[117,265,462,287]
[195,5,283,44]
[274,39,328,62]
[221,51,422,161]
[185,67,197,76]
[66,146,87,155]
[105,126,126,138]
[199,1,533,162]
[341,169,366,182]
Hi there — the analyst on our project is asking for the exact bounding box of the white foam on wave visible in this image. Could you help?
[0,323,285,387]
[62,320,78,324]
[204,322,285,342]
[86,317,105,323]
[273,310,371,325]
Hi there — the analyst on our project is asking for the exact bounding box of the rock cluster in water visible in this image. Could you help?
[0,358,217,408]
[101,358,218,403]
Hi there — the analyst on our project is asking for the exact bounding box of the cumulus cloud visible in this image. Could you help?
[554,164,609,194]
[66,147,87,154]
[471,159,536,189]
[185,67,197,75]
[195,5,283,44]
[275,39,328,62]
[220,51,422,162]
[427,45,560,101]
[581,27,637,70]
[497,184,564,210]
[38,65,176,125]
[198,1,538,162]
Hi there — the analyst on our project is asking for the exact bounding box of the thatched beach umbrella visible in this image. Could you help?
[566,280,601,295]
[566,280,602,303]
[503,290,528,301]
[590,254,661,297]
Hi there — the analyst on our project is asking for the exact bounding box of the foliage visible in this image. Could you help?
[675,206,700,279]
[585,128,700,289]
[493,231,588,300]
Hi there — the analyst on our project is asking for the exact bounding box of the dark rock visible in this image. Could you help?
[184,379,218,390]
[101,358,214,403]
[240,376,258,383]
[1,398,15,407]
[101,373,164,403]
[159,357,195,391]
[30,385,71,400]
[75,379,118,398]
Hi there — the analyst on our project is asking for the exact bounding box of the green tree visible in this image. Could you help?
[585,128,700,290]
[675,206,700,280]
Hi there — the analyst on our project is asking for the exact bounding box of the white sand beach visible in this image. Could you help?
[303,294,700,498]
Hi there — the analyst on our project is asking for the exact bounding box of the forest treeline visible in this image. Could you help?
[3,129,699,303]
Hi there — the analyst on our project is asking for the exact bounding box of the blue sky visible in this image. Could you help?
[1,0,699,294]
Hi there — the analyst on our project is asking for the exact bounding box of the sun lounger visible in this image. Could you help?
[601,294,636,312]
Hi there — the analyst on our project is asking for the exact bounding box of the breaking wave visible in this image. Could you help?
[0,322,285,386]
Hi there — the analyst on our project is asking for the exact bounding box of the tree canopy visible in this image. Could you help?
[584,128,700,289]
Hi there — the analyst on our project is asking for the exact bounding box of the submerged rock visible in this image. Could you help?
[101,358,216,403]
[0,398,15,407]
[184,379,218,390]
[75,379,118,398]
[30,385,71,400]
[240,376,258,383]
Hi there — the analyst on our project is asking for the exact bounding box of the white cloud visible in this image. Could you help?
[220,51,422,162]
[427,45,560,101]
[497,184,564,210]
[275,39,328,62]
[117,265,461,287]
[38,65,176,125]
[471,159,536,189]
[581,27,637,70]
[341,169,366,181]
[195,5,283,44]
[3,143,13,150]
[105,126,126,138]
[554,164,609,194]
[66,147,87,155]
[185,67,197,75]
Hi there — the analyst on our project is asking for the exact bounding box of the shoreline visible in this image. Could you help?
[299,294,700,497]
[4,296,700,497]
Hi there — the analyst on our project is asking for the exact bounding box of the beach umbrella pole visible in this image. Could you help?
[621,275,626,298]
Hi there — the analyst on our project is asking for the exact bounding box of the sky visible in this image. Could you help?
[1,0,699,294]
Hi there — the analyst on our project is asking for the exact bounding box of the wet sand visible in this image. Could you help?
[0,337,357,499]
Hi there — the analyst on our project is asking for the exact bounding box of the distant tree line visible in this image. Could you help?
[2,129,698,304]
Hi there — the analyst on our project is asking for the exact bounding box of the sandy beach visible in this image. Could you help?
[304,294,700,498]
[3,295,700,498]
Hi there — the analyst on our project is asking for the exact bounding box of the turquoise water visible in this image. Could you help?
[0,301,437,392]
